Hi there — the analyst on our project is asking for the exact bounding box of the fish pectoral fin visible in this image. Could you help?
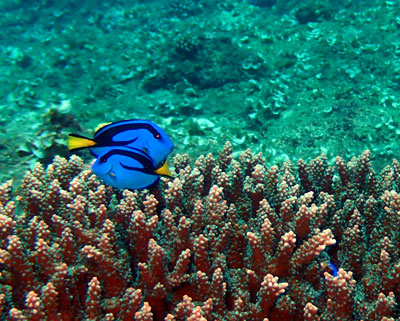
[153,161,173,178]
[68,134,97,151]
[108,171,118,180]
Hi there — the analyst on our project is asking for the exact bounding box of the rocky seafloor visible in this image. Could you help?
[0,0,399,183]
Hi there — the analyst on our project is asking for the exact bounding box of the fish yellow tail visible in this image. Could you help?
[68,134,97,151]
[154,161,174,178]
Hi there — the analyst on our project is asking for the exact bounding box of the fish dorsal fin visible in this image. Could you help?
[95,122,112,132]
[153,161,173,178]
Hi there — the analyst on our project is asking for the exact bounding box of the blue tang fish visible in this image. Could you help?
[92,146,172,190]
[68,119,174,166]
[68,119,174,189]
[329,261,338,277]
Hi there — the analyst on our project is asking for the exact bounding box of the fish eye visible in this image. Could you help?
[155,133,160,139]
[100,156,107,163]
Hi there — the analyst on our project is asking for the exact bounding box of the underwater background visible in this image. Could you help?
[2,0,400,320]
[1,0,400,182]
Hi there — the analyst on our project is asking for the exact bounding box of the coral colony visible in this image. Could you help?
[1,142,400,320]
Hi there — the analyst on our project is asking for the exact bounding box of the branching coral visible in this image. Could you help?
[0,143,399,320]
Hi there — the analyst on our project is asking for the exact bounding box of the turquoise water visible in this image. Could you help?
[1,1,400,320]
[0,0,399,182]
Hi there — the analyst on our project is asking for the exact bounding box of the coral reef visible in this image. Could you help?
[1,143,400,320]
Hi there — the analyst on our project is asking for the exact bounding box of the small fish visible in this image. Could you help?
[68,119,174,165]
[92,146,173,190]
[329,261,338,277]
[68,119,174,190]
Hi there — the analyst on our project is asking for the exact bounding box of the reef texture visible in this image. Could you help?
[0,142,400,320]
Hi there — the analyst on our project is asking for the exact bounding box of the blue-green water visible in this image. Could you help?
[0,0,399,179]
[1,1,400,320]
